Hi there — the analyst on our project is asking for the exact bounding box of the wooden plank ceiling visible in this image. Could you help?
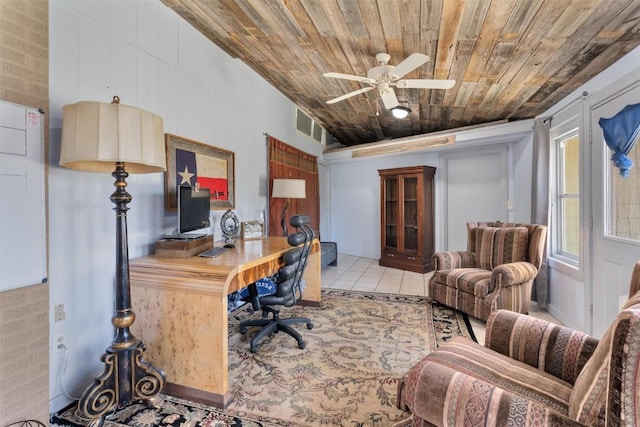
[161,0,640,147]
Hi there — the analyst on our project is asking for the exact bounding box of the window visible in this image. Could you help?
[296,107,325,144]
[552,128,580,261]
[608,141,640,240]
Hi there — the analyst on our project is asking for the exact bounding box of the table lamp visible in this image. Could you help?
[271,178,306,236]
[59,96,166,426]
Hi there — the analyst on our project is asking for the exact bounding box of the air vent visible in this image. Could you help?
[296,107,325,145]
[312,123,322,142]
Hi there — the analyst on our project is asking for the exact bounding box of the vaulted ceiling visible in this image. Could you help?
[161,0,640,147]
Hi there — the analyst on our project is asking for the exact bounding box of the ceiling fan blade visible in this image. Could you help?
[379,88,399,109]
[326,86,374,104]
[323,72,374,84]
[389,53,429,79]
[396,79,456,89]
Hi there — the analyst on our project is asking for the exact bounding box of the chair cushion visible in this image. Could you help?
[400,336,574,422]
[475,226,529,270]
[434,268,492,297]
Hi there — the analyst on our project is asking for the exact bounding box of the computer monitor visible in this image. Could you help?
[178,185,211,233]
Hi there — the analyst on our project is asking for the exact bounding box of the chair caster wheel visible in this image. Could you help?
[298,341,306,349]
[307,323,313,330]
[240,327,247,334]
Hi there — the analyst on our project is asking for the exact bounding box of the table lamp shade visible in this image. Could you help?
[60,100,166,173]
[271,178,306,199]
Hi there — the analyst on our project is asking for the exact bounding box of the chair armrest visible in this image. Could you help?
[491,261,538,286]
[485,310,598,384]
[432,251,475,270]
[408,360,585,426]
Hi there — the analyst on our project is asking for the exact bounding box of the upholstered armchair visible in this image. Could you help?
[397,260,640,426]
[428,221,547,321]
[239,215,314,353]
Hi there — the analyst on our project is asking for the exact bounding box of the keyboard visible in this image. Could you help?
[198,247,227,258]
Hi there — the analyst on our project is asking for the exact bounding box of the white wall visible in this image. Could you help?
[48,0,322,411]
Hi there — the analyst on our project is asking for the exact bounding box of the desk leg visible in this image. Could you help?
[132,287,234,408]
[301,247,321,305]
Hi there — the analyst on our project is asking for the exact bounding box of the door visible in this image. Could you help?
[591,84,640,336]
[441,148,508,250]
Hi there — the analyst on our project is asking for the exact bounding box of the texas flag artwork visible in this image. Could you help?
[175,148,229,200]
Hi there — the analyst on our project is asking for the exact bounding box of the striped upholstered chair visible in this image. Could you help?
[397,260,640,426]
[428,221,547,321]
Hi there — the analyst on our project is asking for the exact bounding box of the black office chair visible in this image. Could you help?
[239,215,314,353]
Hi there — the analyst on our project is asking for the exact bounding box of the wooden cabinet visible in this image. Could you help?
[379,166,436,273]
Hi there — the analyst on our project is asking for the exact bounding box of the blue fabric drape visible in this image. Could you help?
[598,103,640,178]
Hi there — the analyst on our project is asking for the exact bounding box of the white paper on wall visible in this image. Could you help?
[0,100,47,291]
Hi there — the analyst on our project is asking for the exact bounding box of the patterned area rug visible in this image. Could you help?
[51,290,475,427]
[51,395,258,426]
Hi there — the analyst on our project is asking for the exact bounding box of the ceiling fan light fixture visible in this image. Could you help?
[392,105,411,119]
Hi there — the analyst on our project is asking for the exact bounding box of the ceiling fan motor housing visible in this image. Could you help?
[375,52,391,65]
[367,65,394,82]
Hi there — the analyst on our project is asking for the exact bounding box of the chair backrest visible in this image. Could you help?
[466,221,547,270]
[285,215,314,304]
[568,260,640,425]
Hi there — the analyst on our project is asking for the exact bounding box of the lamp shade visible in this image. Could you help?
[271,178,306,199]
[60,100,166,174]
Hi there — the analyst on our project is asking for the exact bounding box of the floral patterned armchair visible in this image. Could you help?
[396,260,640,426]
[428,221,547,321]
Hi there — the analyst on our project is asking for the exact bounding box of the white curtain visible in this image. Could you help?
[531,117,551,308]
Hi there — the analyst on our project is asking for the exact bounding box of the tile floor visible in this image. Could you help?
[321,253,561,345]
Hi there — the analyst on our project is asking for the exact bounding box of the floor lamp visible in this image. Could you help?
[59,96,166,427]
[271,178,306,236]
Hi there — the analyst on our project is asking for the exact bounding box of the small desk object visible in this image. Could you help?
[129,236,321,408]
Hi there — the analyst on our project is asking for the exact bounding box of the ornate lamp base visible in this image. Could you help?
[77,340,165,426]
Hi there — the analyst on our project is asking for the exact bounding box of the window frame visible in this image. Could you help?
[550,117,582,268]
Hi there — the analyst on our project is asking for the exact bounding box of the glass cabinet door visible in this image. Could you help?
[403,176,418,251]
[384,177,397,248]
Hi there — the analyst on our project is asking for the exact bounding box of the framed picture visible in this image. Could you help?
[241,221,265,240]
[165,133,235,211]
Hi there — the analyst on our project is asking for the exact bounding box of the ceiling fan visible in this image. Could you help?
[323,52,455,110]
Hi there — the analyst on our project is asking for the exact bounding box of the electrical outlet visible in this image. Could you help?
[54,333,65,350]
[54,304,65,322]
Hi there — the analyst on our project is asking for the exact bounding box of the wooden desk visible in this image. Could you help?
[129,237,321,408]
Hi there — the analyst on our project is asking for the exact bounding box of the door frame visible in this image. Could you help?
[438,145,509,251]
